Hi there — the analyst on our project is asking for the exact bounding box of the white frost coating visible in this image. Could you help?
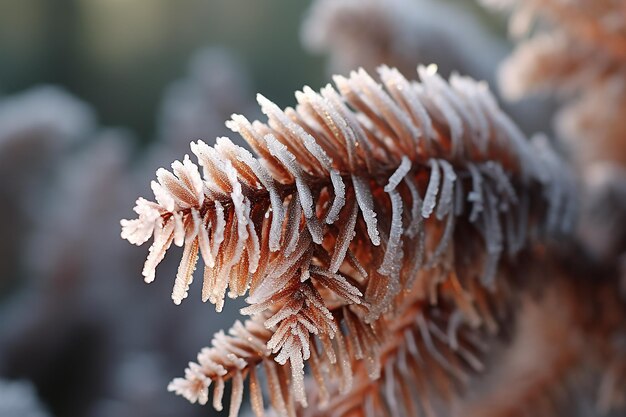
[378,66,435,145]
[475,86,535,180]
[265,134,315,219]
[426,70,482,151]
[467,163,484,223]
[330,199,358,273]
[346,249,368,279]
[120,218,153,246]
[378,157,411,275]
[295,325,311,360]
[305,84,361,169]
[251,235,312,304]
[274,112,348,224]
[450,74,490,151]
[248,370,264,417]
[244,200,261,273]
[432,91,464,154]
[306,212,325,244]
[352,175,380,245]
[264,299,303,328]
[212,377,225,411]
[156,168,193,210]
[225,115,276,168]
[197,212,214,268]
[301,127,334,170]
[436,160,457,220]
[190,140,232,193]
[196,349,228,376]
[119,65,581,415]
[482,161,518,206]
[191,141,248,258]
[189,140,212,178]
[326,170,346,224]
[239,300,269,317]
[211,331,247,360]
[209,266,230,312]
[396,344,409,380]
[172,211,185,247]
[378,189,404,276]
[404,176,423,238]
[422,159,441,218]
[428,205,455,268]
[353,69,420,152]
[222,158,249,265]
[333,329,353,394]
[297,314,317,334]
[260,91,333,172]
[342,310,363,359]
[321,82,375,171]
[232,144,284,252]
[406,217,426,288]
[186,208,201,241]
[384,156,412,193]
[272,334,294,362]
[485,184,503,253]
[211,201,226,260]
[311,266,362,304]
[404,328,420,359]
[284,193,303,256]
[120,198,162,245]
[167,362,211,405]
[173,155,205,206]
[418,66,464,156]
[142,218,175,282]
[290,349,307,407]
[172,238,199,304]
[151,180,176,212]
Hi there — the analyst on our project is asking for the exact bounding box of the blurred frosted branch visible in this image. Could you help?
[482,0,626,170]
[302,0,504,80]
[0,87,94,296]
[301,0,555,136]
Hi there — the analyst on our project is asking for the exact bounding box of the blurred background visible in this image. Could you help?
[0,0,328,141]
[0,1,555,417]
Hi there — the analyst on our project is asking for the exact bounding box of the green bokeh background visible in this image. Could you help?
[0,0,326,142]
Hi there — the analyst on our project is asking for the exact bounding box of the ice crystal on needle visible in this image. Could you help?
[121,65,575,416]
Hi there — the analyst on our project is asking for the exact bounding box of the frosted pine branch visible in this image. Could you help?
[121,65,575,416]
